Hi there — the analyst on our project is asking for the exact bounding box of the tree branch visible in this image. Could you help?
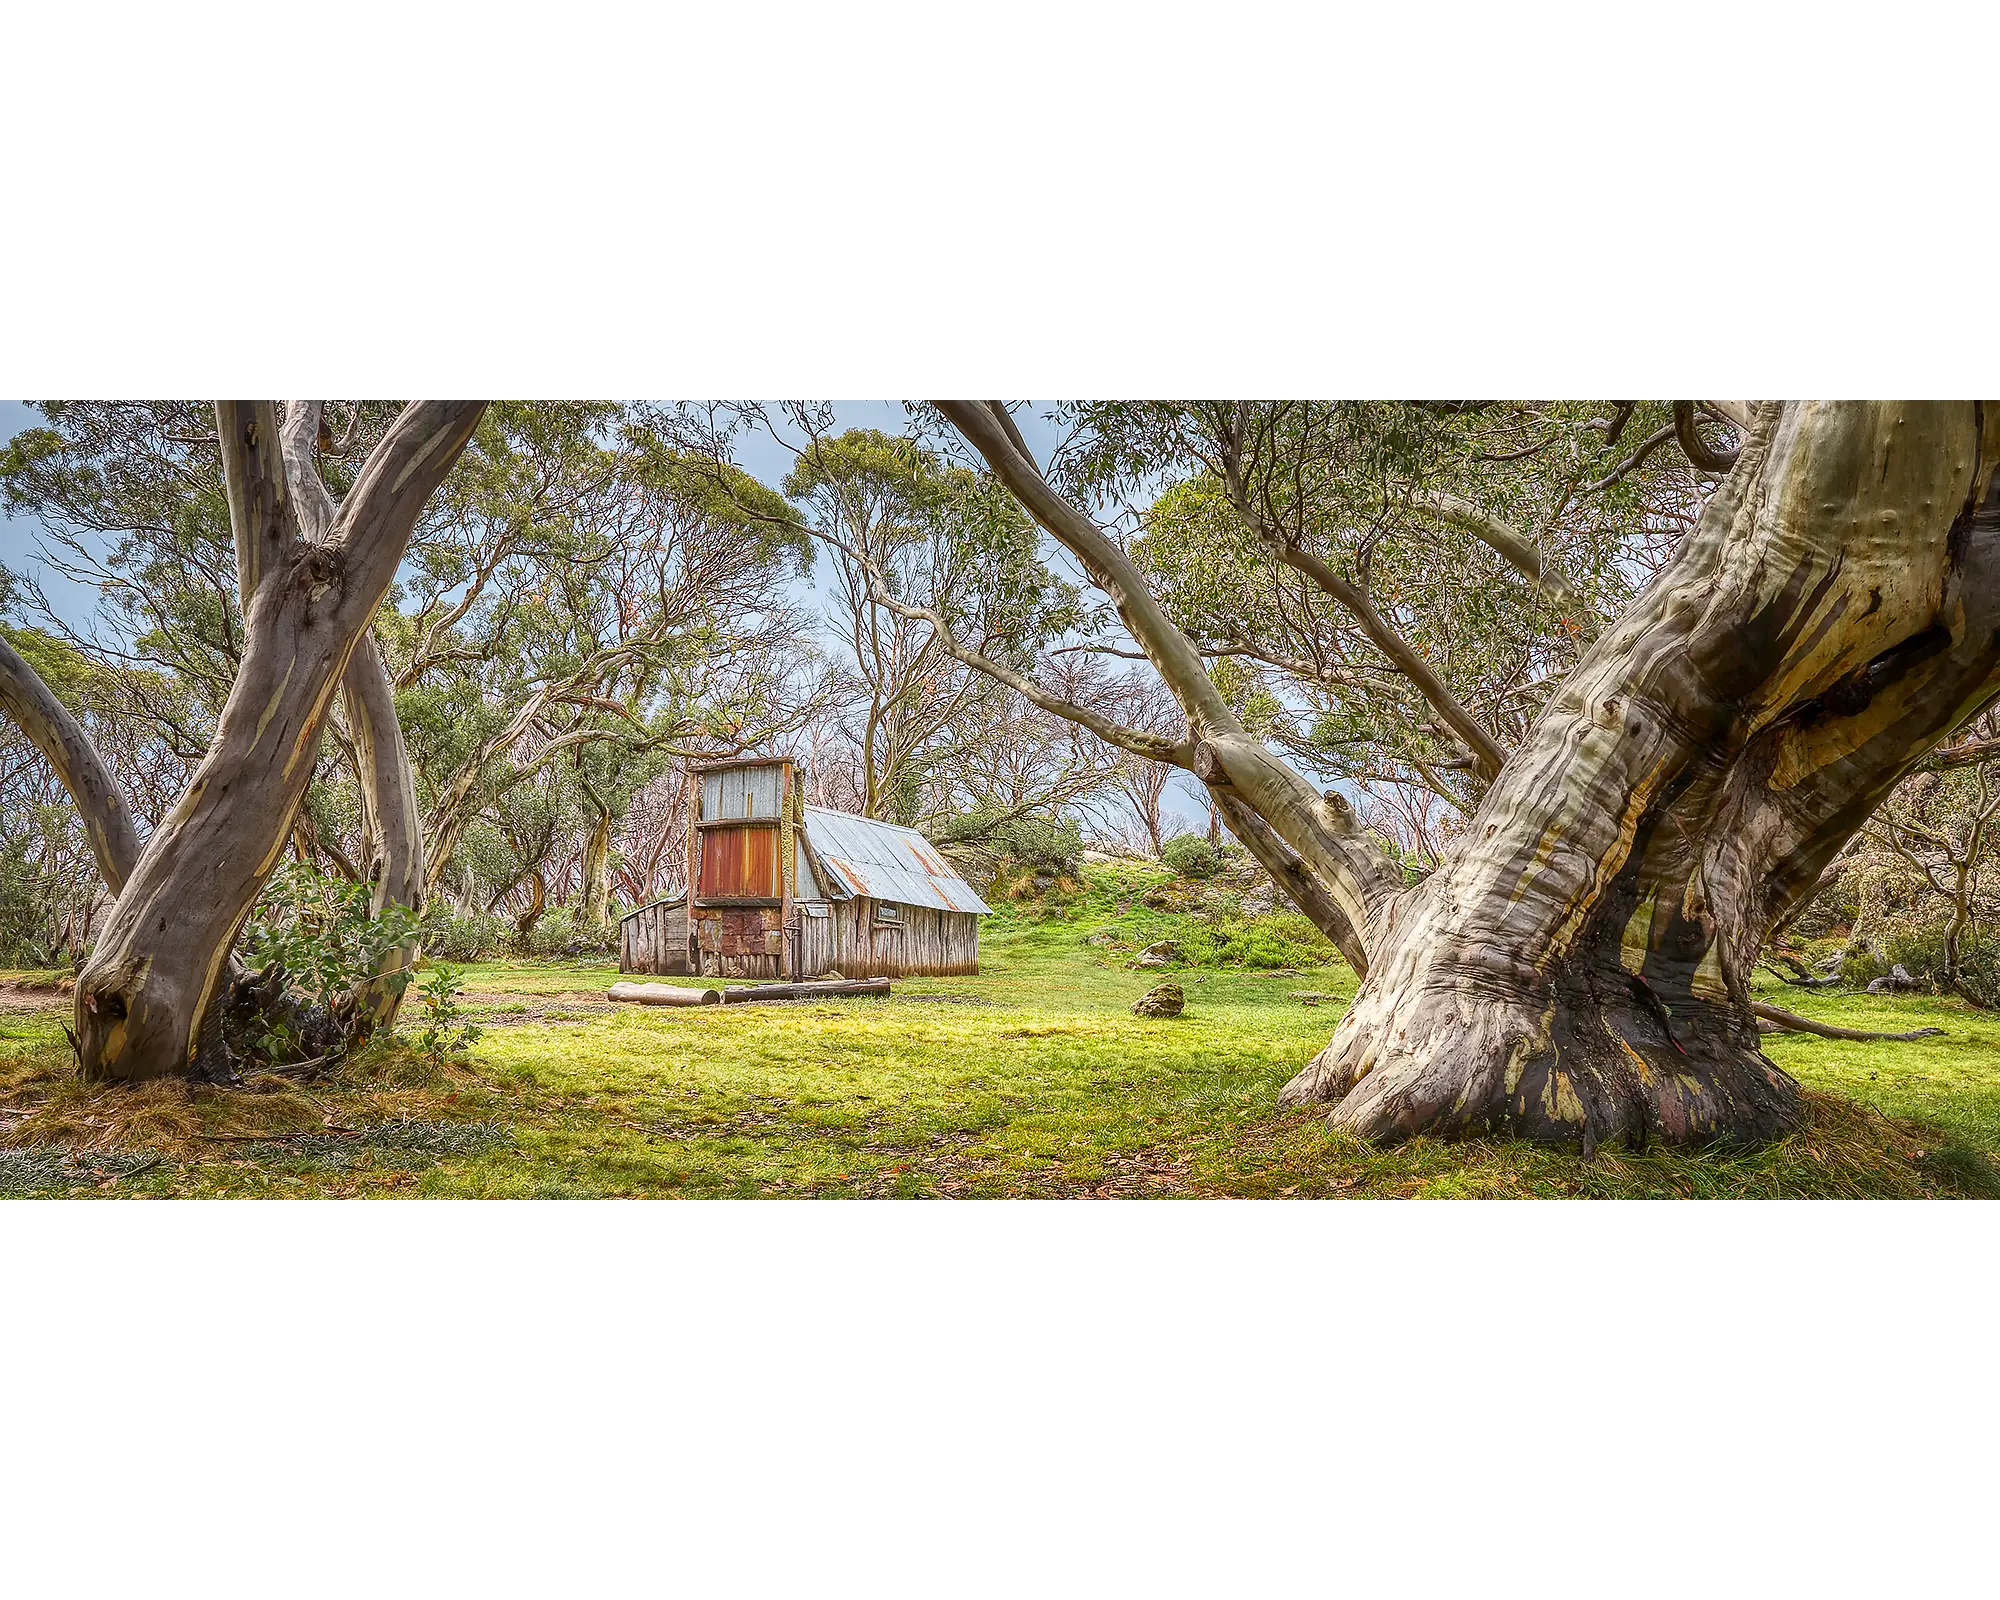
[1409,490,1580,602]
[0,634,141,893]
[1673,401,1741,472]
[1751,1001,1943,1042]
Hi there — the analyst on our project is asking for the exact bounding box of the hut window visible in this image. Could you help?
[876,902,901,923]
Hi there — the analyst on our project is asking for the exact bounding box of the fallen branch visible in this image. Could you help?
[1751,1000,1944,1042]
[1758,958,1844,990]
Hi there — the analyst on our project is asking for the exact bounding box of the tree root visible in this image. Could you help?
[1750,1001,1945,1042]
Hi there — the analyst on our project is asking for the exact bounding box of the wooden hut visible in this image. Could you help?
[618,757,990,981]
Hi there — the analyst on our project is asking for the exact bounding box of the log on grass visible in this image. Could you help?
[720,978,892,1002]
[1750,1001,1945,1042]
[607,982,724,1006]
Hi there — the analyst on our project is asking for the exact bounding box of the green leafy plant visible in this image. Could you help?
[411,963,483,1065]
[240,863,420,1059]
[931,805,1083,875]
[1161,834,1219,879]
[422,907,508,962]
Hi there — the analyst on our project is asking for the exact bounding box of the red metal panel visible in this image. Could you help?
[699,824,779,898]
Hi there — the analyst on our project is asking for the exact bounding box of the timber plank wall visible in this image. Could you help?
[826,897,980,977]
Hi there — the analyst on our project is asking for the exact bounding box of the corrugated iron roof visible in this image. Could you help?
[801,807,992,915]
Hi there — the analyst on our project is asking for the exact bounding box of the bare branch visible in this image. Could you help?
[0,634,141,893]
[1409,490,1581,602]
[1578,425,1676,495]
[1751,1001,1943,1042]
[1673,402,1741,472]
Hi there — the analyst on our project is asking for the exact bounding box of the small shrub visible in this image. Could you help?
[244,865,419,1007]
[520,906,615,958]
[1162,835,1219,879]
[409,964,483,1065]
[423,908,507,962]
[522,906,577,957]
[931,805,1083,876]
[239,863,420,1059]
[1854,922,2000,1004]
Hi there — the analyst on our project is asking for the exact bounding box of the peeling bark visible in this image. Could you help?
[1283,401,2000,1148]
[74,400,484,1083]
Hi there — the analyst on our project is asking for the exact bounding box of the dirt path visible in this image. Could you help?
[0,979,69,1014]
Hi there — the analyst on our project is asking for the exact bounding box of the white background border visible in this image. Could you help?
[4,2,1998,1593]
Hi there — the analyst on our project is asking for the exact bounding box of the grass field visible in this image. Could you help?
[5,864,2000,1199]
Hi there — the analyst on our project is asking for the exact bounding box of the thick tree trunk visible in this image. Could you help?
[74,400,484,1083]
[1283,402,2000,1148]
[514,871,547,941]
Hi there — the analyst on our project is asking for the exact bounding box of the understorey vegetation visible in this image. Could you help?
[2,398,1997,1166]
[2,864,1996,1199]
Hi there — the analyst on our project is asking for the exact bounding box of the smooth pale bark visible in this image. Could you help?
[0,636,141,893]
[1412,490,1580,603]
[280,401,427,1034]
[1282,402,2000,1148]
[1212,790,1374,973]
[343,633,427,1031]
[75,400,484,1083]
[935,401,1403,950]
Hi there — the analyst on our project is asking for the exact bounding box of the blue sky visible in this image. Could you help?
[0,398,1209,837]
[0,399,1074,629]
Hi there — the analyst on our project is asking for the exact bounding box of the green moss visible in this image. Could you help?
[2,891,1997,1198]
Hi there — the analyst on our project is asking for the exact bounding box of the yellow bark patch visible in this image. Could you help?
[1542,1069,1585,1126]
[1691,942,1731,1000]
[1546,771,1663,959]
[252,660,298,743]
[1615,1034,1655,1086]
[1619,894,1658,975]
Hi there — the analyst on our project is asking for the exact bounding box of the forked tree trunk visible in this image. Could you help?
[74,400,484,1083]
[515,871,547,940]
[1281,402,2000,1149]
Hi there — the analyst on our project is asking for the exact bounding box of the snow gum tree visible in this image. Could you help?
[915,400,2000,1149]
[73,401,485,1082]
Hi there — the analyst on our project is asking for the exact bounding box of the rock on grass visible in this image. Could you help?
[1131,982,1184,1018]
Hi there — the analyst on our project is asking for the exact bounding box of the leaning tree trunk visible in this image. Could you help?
[279,401,427,1036]
[74,400,484,1083]
[1282,401,2000,1149]
[0,635,141,893]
